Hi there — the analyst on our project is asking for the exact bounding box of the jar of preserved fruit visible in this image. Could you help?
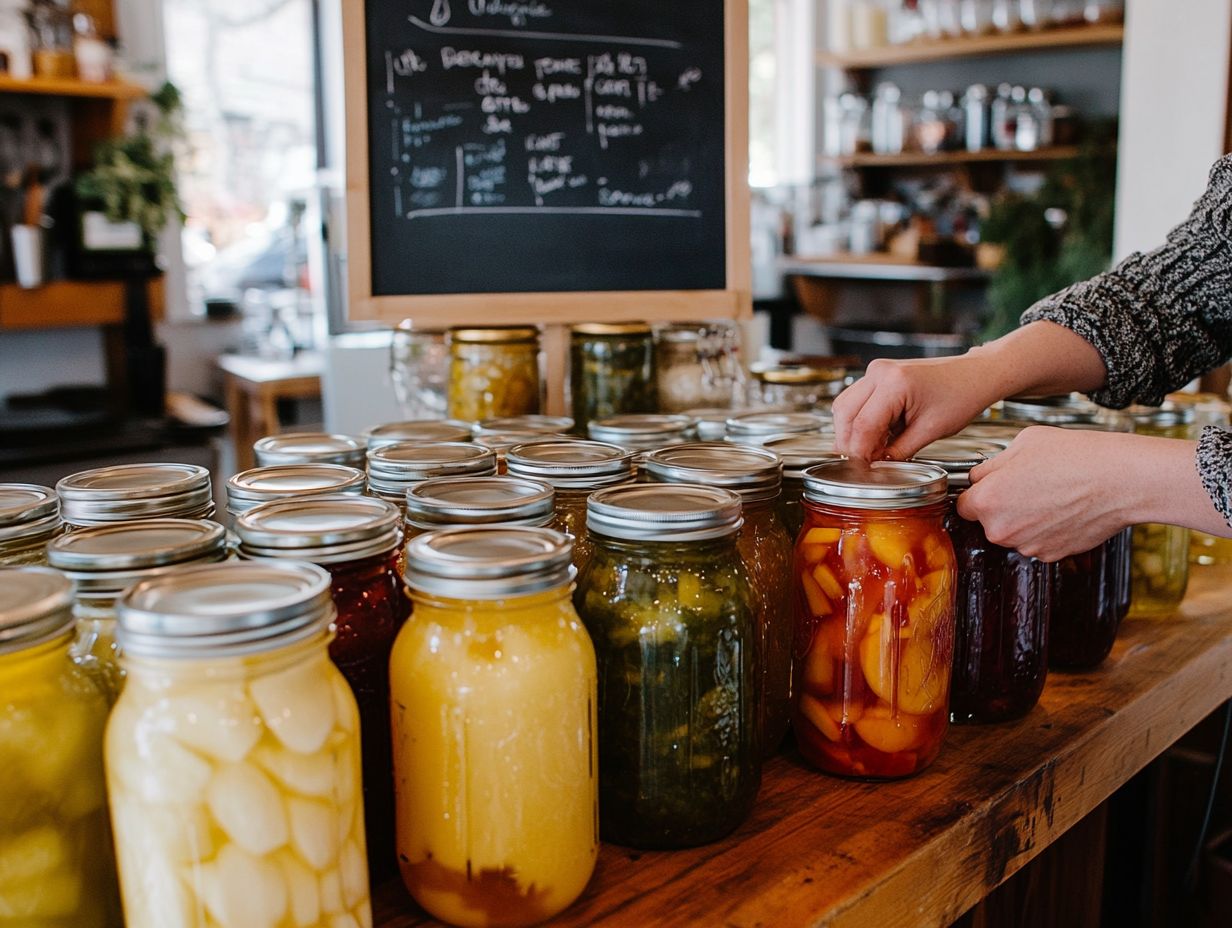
[654,321,745,412]
[726,411,829,445]
[403,476,555,537]
[577,484,760,847]
[1049,528,1132,669]
[389,323,449,420]
[107,561,371,927]
[235,495,409,881]
[644,443,793,756]
[794,460,956,778]
[749,365,848,412]
[225,463,366,520]
[393,527,598,927]
[913,439,1051,723]
[1166,393,1232,565]
[763,435,844,539]
[448,326,542,421]
[0,567,122,927]
[474,415,574,437]
[570,322,657,430]
[366,441,497,508]
[587,413,695,454]
[0,483,63,566]
[253,431,366,468]
[365,419,474,449]
[506,439,634,575]
[47,518,228,702]
[57,463,214,527]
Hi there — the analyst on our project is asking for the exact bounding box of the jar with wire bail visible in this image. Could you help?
[726,410,829,445]
[569,322,657,431]
[763,434,846,538]
[105,561,371,928]
[365,441,497,508]
[794,460,956,778]
[447,325,542,421]
[913,438,1052,724]
[0,483,63,566]
[364,419,474,449]
[47,517,228,702]
[643,442,794,757]
[235,494,409,880]
[252,431,365,468]
[225,462,366,521]
[575,483,760,848]
[391,527,598,926]
[57,463,215,528]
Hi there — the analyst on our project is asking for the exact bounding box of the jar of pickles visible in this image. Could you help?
[763,435,844,538]
[749,365,848,412]
[235,495,409,880]
[448,326,542,421]
[654,321,745,412]
[366,441,497,507]
[57,463,215,527]
[643,443,794,757]
[1166,392,1232,565]
[106,562,371,928]
[253,432,366,468]
[913,439,1051,724]
[403,476,555,537]
[577,484,760,847]
[47,518,229,702]
[793,461,956,779]
[506,439,634,575]
[365,419,474,449]
[569,322,657,430]
[392,527,598,927]
[726,411,829,445]
[0,567,122,927]
[587,413,695,454]
[0,483,62,566]
[225,463,366,520]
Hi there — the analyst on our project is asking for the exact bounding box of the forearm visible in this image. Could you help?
[962,320,1108,405]
[1119,434,1230,536]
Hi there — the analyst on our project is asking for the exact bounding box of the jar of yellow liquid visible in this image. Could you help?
[0,567,122,926]
[391,526,598,927]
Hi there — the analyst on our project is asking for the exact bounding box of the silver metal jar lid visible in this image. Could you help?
[227,464,366,514]
[959,420,1033,440]
[643,442,782,502]
[587,483,743,542]
[57,463,213,524]
[762,435,845,479]
[367,442,498,497]
[912,438,1004,490]
[802,460,949,509]
[404,526,575,599]
[403,476,555,530]
[253,432,365,467]
[1125,404,1197,427]
[116,561,335,659]
[365,419,474,448]
[725,411,829,441]
[475,415,574,436]
[0,567,75,654]
[1001,395,1099,424]
[587,414,695,450]
[506,440,634,490]
[236,495,402,564]
[473,431,565,457]
[0,483,58,526]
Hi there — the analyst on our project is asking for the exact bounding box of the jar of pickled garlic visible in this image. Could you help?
[654,321,745,412]
[1166,392,1232,565]
[914,439,1051,724]
[403,476,555,537]
[570,322,657,431]
[47,518,228,702]
[57,463,215,527]
[0,567,123,927]
[506,438,634,575]
[364,418,474,450]
[793,460,956,779]
[0,483,63,565]
[587,413,695,455]
[725,411,830,446]
[644,443,794,757]
[365,441,497,508]
[763,435,845,538]
[225,463,366,521]
[448,326,542,421]
[749,365,848,412]
[253,432,366,468]
[577,484,760,847]
[107,561,371,928]
[236,495,409,881]
[392,527,598,927]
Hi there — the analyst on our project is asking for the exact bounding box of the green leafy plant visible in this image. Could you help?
[75,81,187,243]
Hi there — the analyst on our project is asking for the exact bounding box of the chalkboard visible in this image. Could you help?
[345,0,744,312]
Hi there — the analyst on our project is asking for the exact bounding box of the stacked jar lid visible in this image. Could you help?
[366,442,497,504]
[725,411,829,445]
[365,419,474,449]
[0,483,62,565]
[506,439,634,490]
[253,431,365,467]
[912,437,1005,489]
[587,414,695,452]
[643,442,782,503]
[57,463,215,527]
[226,463,366,516]
[474,415,573,437]
[235,495,402,564]
[403,476,555,533]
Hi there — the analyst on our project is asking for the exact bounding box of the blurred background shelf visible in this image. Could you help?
[824,146,1084,169]
[781,254,990,282]
[0,279,165,330]
[0,76,146,99]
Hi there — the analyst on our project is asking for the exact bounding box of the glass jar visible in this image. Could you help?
[569,322,657,431]
[794,461,956,779]
[506,438,635,576]
[914,439,1051,724]
[474,415,574,437]
[685,407,734,441]
[389,323,449,420]
[473,431,567,473]
[403,475,556,537]
[235,495,409,881]
[226,463,366,521]
[1019,0,1054,29]
[1050,528,1132,669]
[1167,393,1232,565]
[643,443,793,757]
[726,411,829,446]
[393,527,597,927]
[0,482,62,566]
[365,441,497,508]
[587,413,696,454]
[106,562,371,927]
[654,321,744,413]
[577,484,760,848]
[47,518,229,702]
[0,567,122,927]
[749,366,847,413]
[253,432,366,468]
[448,326,542,421]
[365,419,474,449]
[1000,393,1101,425]
[57,463,214,527]
[763,435,844,539]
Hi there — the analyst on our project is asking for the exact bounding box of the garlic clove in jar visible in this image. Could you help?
[197,844,288,928]
[319,866,344,916]
[330,673,358,735]
[249,661,335,754]
[287,796,339,871]
[205,763,289,856]
[253,742,335,798]
[339,838,368,910]
[275,850,321,927]
[162,688,262,763]
[109,731,213,804]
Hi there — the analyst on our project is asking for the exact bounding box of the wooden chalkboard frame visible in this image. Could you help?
[341,0,751,328]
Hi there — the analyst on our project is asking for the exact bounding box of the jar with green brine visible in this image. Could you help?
[569,322,656,431]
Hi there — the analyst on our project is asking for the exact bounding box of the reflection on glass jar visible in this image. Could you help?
[654,321,745,413]
[448,326,541,421]
[763,434,844,539]
[569,322,656,431]
[1050,528,1132,669]
[389,323,449,420]
[748,365,848,413]
[0,483,62,566]
[57,463,215,528]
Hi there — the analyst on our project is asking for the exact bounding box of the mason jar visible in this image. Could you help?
[1000,394,1101,426]
[587,414,695,455]
[749,365,848,413]
[225,463,366,521]
[654,321,744,412]
[643,442,794,757]
[569,322,657,431]
[726,411,829,446]
[57,463,214,528]
[392,527,598,927]
[365,441,497,509]
[365,419,474,449]
[106,562,371,927]
[794,461,956,778]
[403,476,555,538]
[0,483,63,566]
[447,326,542,421]
[577,484,760,848]
[685,407,736,441]
[0,567,122,927]
[1049,528,1132,669]
[472,431,566,473]
[235,495,409,881]
[388,322,449,420]
[763,434,845,538]
[253,432,365,468]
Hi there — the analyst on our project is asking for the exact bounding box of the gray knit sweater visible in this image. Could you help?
[1020,154,1232,525]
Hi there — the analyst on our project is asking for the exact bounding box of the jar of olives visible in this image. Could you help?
[726,411,829,445]
[365,419,474,449]
[763,435,844,538]
[365,441,497,508]
[749,365,848,412]
[226,463,366,520]
[447,326,541,421]
[57,463,215,527]
[576,484,760,848]
[0,483,62,566]
[569,322,657,431]
[643,442,794,757]
[794,460,956,779]
[253,432,365,468]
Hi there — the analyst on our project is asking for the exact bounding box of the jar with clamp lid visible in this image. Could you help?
[253,431,365,468]
[57,463,215,528]
[447,326,542,421]
[654,321,745,412]
[0,483,63,565]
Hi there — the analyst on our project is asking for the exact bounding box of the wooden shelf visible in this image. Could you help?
[0,278,165,329]
[782,254,989,283]
[0,75,146,100]
[817,23,1124,69]
[826,146,1082,169]
[374,564,1232,927]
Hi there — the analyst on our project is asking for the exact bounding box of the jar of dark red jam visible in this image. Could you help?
[1049,528,1133,670]
[235,493,409,880]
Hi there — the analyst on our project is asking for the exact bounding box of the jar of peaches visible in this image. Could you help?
[793,460,956,778]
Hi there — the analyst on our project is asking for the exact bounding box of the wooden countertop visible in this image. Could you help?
[373,565,1232,928]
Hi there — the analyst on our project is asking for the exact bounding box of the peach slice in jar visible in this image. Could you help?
[859,615,948,716]
[865,520,924,571]
[853,706,928,755]
[800,633,835,696]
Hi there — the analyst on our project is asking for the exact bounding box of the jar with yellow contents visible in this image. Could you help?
[0,483,63,566]
[447,326,542,421]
